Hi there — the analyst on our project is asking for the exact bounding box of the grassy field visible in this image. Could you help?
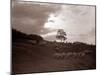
[12,39,96,74]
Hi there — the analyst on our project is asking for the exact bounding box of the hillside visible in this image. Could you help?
[12,29,96,74]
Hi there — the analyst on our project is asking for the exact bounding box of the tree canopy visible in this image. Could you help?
[56,29,67,42]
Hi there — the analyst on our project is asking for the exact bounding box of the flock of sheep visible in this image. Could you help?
[53,45,93,59]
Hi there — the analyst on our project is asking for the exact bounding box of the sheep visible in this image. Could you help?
[53,50,92,60]
[53,52,66,59]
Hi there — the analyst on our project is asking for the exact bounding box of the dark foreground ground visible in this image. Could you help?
[12,40,96,74]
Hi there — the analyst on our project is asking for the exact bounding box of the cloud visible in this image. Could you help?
[12,1,61,34]
[47,5,95,34]
[43,5,96,44]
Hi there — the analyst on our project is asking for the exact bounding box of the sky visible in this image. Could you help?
[12,0,96,45]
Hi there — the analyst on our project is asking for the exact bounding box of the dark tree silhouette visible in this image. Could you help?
[56,29,67,43]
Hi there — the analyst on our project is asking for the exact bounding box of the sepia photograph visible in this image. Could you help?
[12,0,96,74]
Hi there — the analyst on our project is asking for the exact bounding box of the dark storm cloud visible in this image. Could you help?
[12,1,61,34]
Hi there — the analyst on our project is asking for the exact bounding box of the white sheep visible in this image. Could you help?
[53,52,66,59]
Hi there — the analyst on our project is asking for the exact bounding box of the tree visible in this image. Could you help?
[56,29,67,43]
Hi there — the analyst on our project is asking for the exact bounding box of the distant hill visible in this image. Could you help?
[12,29,43,43]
